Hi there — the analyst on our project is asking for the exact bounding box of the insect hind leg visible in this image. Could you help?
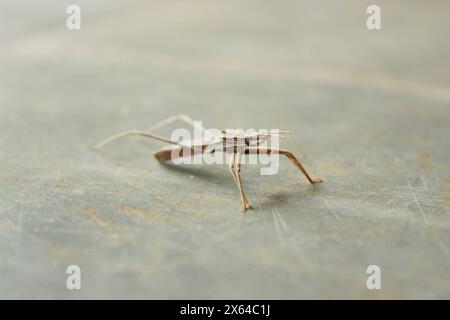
[246,147,322,184]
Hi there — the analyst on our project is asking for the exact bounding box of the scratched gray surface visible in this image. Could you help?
[0,0,449,299]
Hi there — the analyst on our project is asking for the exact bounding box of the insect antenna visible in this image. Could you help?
[286,131,307,158]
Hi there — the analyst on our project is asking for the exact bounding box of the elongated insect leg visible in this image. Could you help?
[94,130,180,150]
[228,153,250,212]
[234,153,251,210]
[228,153,238,182]
[246,147,322,184]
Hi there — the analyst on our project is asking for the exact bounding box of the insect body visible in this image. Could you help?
[94,114,322,212]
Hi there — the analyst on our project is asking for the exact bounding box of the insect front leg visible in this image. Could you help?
[228,153,251,212]
[234,152,251,211]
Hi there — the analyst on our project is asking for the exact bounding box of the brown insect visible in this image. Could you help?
[94,114,322,212]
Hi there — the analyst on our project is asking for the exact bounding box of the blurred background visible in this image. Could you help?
[0,0,449,299]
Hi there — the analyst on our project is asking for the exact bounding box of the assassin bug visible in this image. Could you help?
[94,114,322,212]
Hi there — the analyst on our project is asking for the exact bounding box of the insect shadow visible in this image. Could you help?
[159,161,229,186]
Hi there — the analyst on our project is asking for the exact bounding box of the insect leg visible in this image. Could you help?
[228,153,250,212]
[94,130,181,150]
[234,152,251,211]
[246,147,322,184]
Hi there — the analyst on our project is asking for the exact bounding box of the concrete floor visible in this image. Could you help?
[0,0,449,299]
